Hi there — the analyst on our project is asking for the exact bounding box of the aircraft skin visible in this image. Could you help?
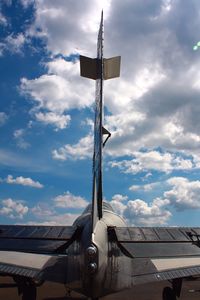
[1,11,200,300]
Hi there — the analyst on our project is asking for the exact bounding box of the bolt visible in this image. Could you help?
[87,246,97,257]
[88,262,97,274]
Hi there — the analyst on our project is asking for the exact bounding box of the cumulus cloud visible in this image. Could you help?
[109,194,127,215]
[54,191,88,209]
[102,1,200,163]
[20,58,94,117]
[35,111,71,130]
[109,150,194,174]
[0,0,199,228]
[109,193,171,226]
[163,177,200,210]
[121,177,200,225]
[52,134,93,160]
[28,0,111,55]
[109,176,200,225]
[14,0,200,170]
[0,198,28,219]
[111,194,128,202]
[6,33,25,52]
[123,198,171,226]
[5,175,43,188]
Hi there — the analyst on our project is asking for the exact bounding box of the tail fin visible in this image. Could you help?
[80,12,121,231]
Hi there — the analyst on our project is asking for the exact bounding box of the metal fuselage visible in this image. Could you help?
[65,203,131,298]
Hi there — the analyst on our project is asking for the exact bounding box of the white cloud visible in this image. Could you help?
[7,0,200,232]
[110,150,194,174]
[5,175,43,188]
[126,177,200,223]
[54,191,88,209]
[20,0,34,9]
[105,65,166,114]
[123,199,171,226]
[13,129,30,149]
[0,112,8,126]
[20,59,94,114]
[111,194,128,202]
[15,0,200,168]
[109,194,127,215]
[4,33,25,54]
[23,213,79,226]
[13,129,25,139]
[30,195,86,225]
[28,0,111,55]
[109,175,200,225]
[110,200,126,216]
[129,182,159,192]
[0,198,28,219]
[35,111,71,130]
[0,12,7,26]
[163,177,200,210]
[52,134,93,161]
[31,204,54,217]
[109,193,171,226]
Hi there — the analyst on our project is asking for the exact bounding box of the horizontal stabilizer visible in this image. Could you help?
[108,226,200,286]
[0,225,76,254]
[0,251,52,280]
[80,55,121,80]
[0,250,68,283]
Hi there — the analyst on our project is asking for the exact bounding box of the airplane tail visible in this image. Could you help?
[80,12,121,231]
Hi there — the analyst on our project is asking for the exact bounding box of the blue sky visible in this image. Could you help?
[1,0,200,226]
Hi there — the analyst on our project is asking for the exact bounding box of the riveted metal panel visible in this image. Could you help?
[129,228,145,241]
[0,238,66,253]
[166,228,190,241]
[140,228,159,241]
[0,225,74,240]
[120,242,200,258]
[30,226,51,238]
[114,227,131,241]
[113,227,200,242]
[191,228,200,235]
[14,226,38,238]
[153,227,174,241]
[45,226,64,239]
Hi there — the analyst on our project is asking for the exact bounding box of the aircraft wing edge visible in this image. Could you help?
[132,263,200,285]
[0,262,40,279]
[0,251,54,280]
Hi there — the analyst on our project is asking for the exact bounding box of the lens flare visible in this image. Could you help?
[193,41,200,51]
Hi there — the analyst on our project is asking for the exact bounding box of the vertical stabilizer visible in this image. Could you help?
[80,12,121,231]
